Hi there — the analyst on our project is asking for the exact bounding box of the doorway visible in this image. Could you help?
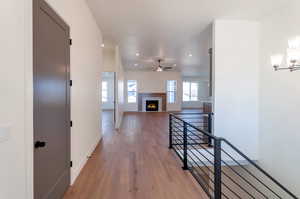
[33,0,71,198]
[101,72,116,134]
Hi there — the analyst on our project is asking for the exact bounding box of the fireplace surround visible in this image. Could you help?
[138,93,167,112]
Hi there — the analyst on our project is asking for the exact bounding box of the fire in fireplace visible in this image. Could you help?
[146,100,159,112]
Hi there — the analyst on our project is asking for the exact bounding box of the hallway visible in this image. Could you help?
[63,112,207,199]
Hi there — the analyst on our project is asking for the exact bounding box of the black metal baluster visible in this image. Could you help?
[182,122,188,170]
[214,138,222,199]
[208,113,213,147]
[169,114,173,149]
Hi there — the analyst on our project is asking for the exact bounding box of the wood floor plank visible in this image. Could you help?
[63,111,208,199]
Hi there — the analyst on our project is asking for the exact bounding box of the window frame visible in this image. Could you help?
[167,80,177,104]
[182,81,199,102]
[190,82,199,101]
[127,80,137,103]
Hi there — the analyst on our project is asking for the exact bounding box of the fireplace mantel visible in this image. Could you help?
[138,93,167,112]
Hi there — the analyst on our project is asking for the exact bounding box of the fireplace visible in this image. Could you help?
[142,97,162,112]
[146,100,159,112]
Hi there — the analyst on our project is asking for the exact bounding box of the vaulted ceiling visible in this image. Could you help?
[87,0,287,76]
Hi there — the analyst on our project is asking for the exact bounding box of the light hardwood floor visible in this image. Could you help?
[63,112,208,199]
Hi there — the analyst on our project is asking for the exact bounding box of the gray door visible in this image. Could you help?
[33,0,71,198]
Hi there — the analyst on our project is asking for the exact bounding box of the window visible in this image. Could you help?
[167,80,177,103]
[183,81,198,101]
[183,82,190,101]
[190,82,198,101]
[102,81,108,102]
[127,80,137,103]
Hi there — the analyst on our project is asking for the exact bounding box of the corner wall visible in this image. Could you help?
[115,47,125,129]
[213,20,260,159]
[259,1,300,196]
[44,0,103,184]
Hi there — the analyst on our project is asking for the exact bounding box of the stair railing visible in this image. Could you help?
[169,113,298,199]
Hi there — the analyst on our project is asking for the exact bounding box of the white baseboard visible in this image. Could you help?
[70,136,101,185]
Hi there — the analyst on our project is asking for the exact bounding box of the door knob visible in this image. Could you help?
[35,141,47,149]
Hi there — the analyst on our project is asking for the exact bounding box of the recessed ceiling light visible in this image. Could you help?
[173,64,177,67]
[101,43,105,48]
[188,53,193,57]
[134,63,138,66]
[136,52,140,56]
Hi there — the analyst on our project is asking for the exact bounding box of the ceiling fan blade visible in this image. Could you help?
[163,66,173,70]
[162,58,176,63]
[161,62,175,67]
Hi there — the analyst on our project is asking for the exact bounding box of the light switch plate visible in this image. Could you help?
[0,124,11,143]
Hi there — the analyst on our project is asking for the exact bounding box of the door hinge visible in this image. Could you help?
[70,121,73,127]
[70,161,73,167]
[69,38,72,46]
[70,80,73,86]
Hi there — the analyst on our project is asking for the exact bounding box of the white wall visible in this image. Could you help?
[182,76,211,109]
[103,48,116,72]
[259,1,300,196]
[0,0,33,198]
[115,47,125,129]
[124,71,182,112]
[102,73,115,110]
[44,0,103,184]
[213,20,260,159]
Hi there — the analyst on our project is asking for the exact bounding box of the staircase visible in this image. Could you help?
[169,112,298,199]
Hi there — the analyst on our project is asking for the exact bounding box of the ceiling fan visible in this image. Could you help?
[153,58,174,72]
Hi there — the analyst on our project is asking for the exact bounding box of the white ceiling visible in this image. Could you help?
[87,0,287,76]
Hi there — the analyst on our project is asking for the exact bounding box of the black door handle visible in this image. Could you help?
[35,141,47,149]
